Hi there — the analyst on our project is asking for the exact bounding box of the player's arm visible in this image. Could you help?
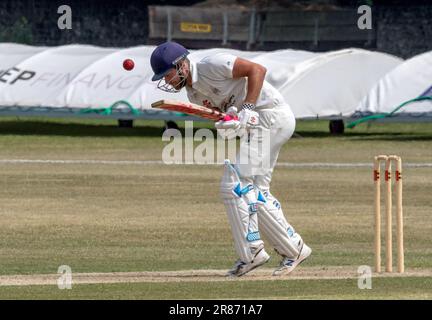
[232,58,267,106]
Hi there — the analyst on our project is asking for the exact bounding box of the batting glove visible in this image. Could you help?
[238,108,260,129]
[215,106,245,139]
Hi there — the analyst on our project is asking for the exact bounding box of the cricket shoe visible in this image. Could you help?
[226,247,270,277]
[272,243,312,276]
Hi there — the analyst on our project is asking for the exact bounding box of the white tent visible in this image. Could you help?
[356,50,432,115]
[279,49,403,118]
[189,47,318,89]
[0,43,402,120]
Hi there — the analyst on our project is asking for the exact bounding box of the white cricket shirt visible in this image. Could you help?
[186,53,286,112]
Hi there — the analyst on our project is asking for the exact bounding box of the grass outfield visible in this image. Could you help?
[0,117,431,299]
[2,277,432,300]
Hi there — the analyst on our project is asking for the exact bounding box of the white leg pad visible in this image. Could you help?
[220,160,264,263]
[256,189,302,259]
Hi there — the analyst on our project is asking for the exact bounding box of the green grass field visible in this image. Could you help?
[2,277,432,300]
[0,117,431,299]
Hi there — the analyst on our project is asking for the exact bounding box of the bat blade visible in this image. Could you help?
[151,99,225,121]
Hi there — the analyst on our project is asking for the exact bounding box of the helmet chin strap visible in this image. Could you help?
[157,61,188,93]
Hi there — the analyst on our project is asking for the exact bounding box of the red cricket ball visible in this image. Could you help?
[123,59,135,71]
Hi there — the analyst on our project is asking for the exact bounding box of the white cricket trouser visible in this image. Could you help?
[221,105,303,263]
[236,106,296,190]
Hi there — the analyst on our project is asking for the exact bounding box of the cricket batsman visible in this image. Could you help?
[150,42,312,277]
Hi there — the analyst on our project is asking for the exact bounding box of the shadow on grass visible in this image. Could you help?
[346,135,432,141]
[294,131,432,141]
[0,120,218,138]
[0,120,431,141]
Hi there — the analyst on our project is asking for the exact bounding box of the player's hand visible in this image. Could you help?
[215,114,240,130]
[238,109,260,128]
[226,106,238,117]
[215,112,242,139]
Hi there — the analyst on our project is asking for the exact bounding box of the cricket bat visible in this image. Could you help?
[151,99,226,121]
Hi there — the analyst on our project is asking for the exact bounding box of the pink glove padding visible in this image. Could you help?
[215,114,240,130]
[222,114,238,121]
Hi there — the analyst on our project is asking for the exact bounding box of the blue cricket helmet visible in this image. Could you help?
[150,42,190,81]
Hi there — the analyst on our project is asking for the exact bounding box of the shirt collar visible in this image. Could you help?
[189,60,198,89]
